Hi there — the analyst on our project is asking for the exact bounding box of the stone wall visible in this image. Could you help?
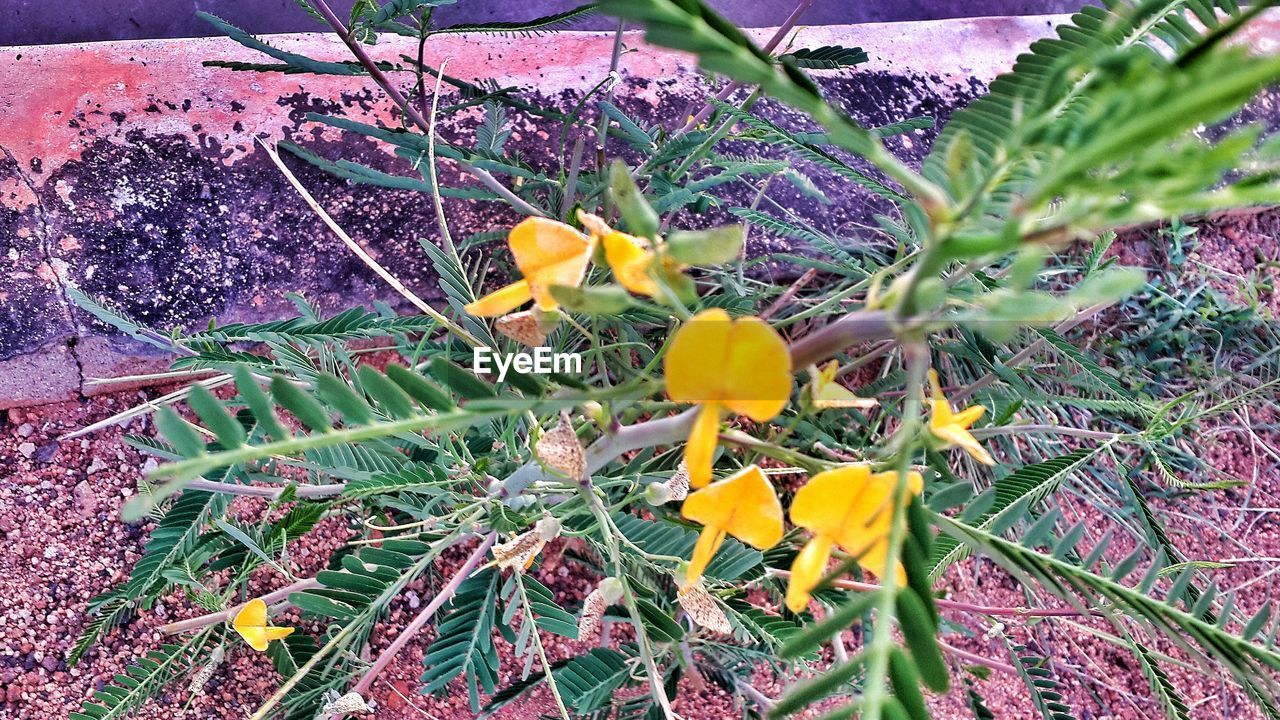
[1,16,1277,408]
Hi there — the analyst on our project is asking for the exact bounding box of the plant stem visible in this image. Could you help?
[259,139,479,346]
[162,578,322,635]
[580,487,675,718]
[861,340,928,720]
[348,532,496,696]
[307,0,546,218]
[664,0,814,143]
[515,572,572,720]
[768,570,1096,618]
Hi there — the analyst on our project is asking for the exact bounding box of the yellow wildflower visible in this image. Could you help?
[681,465,784,584]
[464,217,595,317]
[809,361,877,410]
[785,465,923,613]
[666,308,792,488]
[232,598,295,651]
[927,369,995,465]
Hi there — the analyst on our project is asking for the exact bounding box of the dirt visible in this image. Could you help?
[2,329,1278,720]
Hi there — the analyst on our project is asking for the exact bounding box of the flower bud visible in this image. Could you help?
[598,577,625,605]
[643,482,672,506]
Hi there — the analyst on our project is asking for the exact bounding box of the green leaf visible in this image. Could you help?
[780,591,878,659]
[778,45,868,70]
[930,449,1096,578]
[896,590,949,692]
[635,599,684,642]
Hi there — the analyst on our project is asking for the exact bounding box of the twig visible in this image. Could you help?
[769,570,1097,618]
[760,267,818,321]
[259,139,480,347]
[182,478,346,500]
[163,578,322,635]
[348,533,497,697]
[951,303,1108,404]
[939,640,1019,676]
[308,0,546,218]
[664,0,814,143]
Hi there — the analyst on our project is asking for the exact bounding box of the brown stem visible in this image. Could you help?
[769,570,1095,618]
[308,0,545,217]
[788,310,894,369]
[162,578,322,635]
[667,0,815,141]
[347,533,496,697]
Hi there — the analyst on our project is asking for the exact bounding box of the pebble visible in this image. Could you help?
[17,423,34,438]
[17,443,35,459]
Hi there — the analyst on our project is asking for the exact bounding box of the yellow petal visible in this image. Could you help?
[722,315,792,421]
[811,361,877,409]
[786,535,834,613]
[927,369,955,428]
[509,218,594,311]
[684,403,722,489]
[237,626,271,652]
[789,464,873,539]
[813,380,879,409]
[666,308,733,405]
[686,526,726,584]
[791,466,924,557]
[950,404,986,430]
[934,425,996,465]
[232,598,293,651]
[509,217,592,277]
[233,598,268,633]
[854,536,907,587]
[682,465,784,550]
[465,279,533,317]
[603,231,658,296]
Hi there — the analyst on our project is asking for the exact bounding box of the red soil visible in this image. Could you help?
[1,213,1277,718]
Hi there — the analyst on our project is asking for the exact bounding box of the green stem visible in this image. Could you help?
[861,341,928,720]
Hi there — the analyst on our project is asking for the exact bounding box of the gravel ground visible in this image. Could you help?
[1,214,1277,719]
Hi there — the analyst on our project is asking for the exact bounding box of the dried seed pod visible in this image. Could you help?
[577,587,606,641]
[534,513,562,542]
[677,580,732,635]
[666,461,690,501]
[320,689,375,715]
[495,311,547,347]
[187,644,224,695]
[492,531,546,571]
[536,411,586,481]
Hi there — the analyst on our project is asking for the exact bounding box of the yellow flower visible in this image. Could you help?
[809,361,877,410]
[665,308,792,488]
[681,465,784,584]
[785,465,923,613]
[232,598,294,651]
[464,217,594,316]
[602,231,661,296]
[927,369,994,465]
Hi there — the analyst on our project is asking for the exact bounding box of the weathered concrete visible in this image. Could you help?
[1,16,1278,408]
[1,1,1095,46]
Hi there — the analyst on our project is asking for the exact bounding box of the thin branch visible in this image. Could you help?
[308,0,547,218]
[664,0,814,144]
[259,139,480,347]
[347,533,497,697]
[939,640,1020,676]
[770,570,1098,618]
[162,578,322,634]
